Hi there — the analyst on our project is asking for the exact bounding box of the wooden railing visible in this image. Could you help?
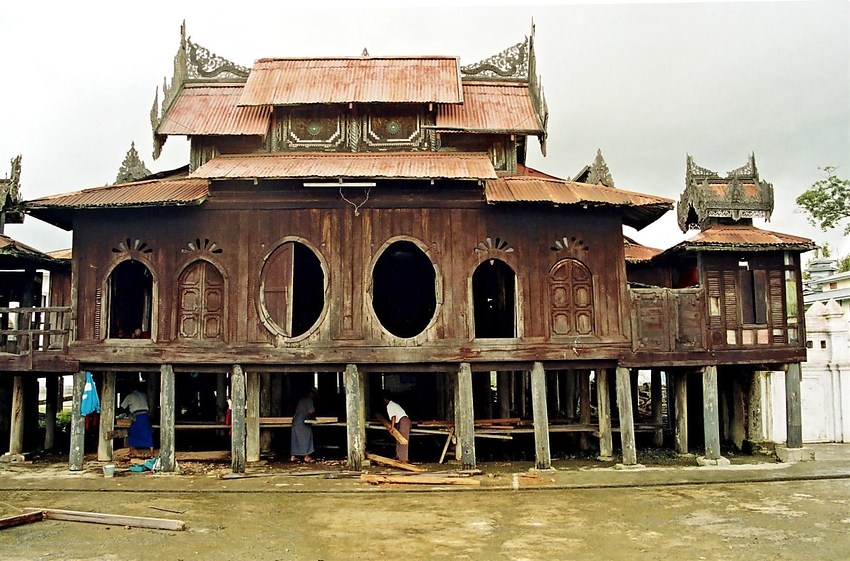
[0,306,72,354]
[629,288,707,353]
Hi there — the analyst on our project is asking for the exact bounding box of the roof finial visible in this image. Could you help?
[361,47,370,57]
[116,141,151,184]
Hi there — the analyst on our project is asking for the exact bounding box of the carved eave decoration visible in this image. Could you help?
[461,24,549,155]
[574,149,615,187]
[0,155,24,225]
[116,142,152,184]
[151,21,251,159]
[677,153,775,232]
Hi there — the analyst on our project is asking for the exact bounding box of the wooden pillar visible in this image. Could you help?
[259,372,272,454]
[564,370,577,419]
[785,362,803,449]
[596,369,613,460]
[455,363,476,469]
[674,372,689,454]
[230,365,246,473]
[246,371,260,462]
[270,373,283,416]
[159,364,176,472]
[215,373,228,421]
[68,371,86,470]
[147,370,160,419]
[631,370,640,421]
[97,371,116,461]
[8,375,24,456]
[702,365,721,460]
[615,366,637,465]
[497,371,511,418]
[344,364,366,470]
[730,375,746,450]
[651,369,664,447]
[44,375,60,451]
[530,362,551,469]
[579,370,591,451]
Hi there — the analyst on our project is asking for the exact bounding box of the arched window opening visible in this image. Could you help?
[108,260,153,339]
[472,259,516,338]
[372,240,437,338]
[549,258,594,336]
[262,241,325,338]
[178,260,225,341]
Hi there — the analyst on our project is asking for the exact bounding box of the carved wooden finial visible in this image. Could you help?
[116,142,151,184]
[361,47,370,57]
[586,149,614,188]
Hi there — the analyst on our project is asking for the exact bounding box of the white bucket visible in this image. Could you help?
[103,464,116,478]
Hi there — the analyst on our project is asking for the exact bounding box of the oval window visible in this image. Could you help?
[262,241,325,338]
[372,240,437,338]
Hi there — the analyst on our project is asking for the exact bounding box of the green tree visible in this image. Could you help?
[838,254,850,273]
[797,166,850,233]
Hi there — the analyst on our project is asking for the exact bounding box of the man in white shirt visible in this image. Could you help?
[382,391,411,462]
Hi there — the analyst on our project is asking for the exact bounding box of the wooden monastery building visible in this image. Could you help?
[1,25,815,471]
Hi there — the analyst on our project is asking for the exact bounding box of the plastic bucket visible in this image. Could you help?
[103,464,116,478]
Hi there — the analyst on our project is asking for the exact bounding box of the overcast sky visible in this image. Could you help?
[1,1,848,260]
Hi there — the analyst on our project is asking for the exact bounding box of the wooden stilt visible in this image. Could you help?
[455,363,476,470]
[630,370,640,421]
[44,375,59,451]
[651,369,664,447]
[730,375,746,450]
[579,370,591,451]
[270,372,283,416]
[8,375,24,456]
[146,371,160,419]
[530,362,551,469]
[259,372,272,454]
[596,369,613,460]
[674,372,688,454]
[497,371,511,419]
[230,365,246,473]
[246,371,260,462]
[615,366,637,465]
[785,362,803,449]
[564,370,577,420]
[702,365,721,460]
[344,364,366,470]
[159,364,176,472]
[68,371,86,470]
[97,371,116,461]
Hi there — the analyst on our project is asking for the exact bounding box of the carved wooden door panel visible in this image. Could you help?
[549,259,594,336]
[178,261,224,340]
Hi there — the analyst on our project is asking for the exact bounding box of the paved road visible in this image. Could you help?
[2,477,849,560]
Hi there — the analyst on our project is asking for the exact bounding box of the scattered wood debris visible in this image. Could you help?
[361,474,480,486]
[149,505,186,515]
[365,453,425,472]
[22,508,186,531]
[0,511,43,530]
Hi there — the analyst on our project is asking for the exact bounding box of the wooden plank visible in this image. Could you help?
[375,414,408,445]
[231,364,247,473]
[615,366,637,465]
[530,362,551,469]
[344,364,366,470]
[438,427,454,464]
[0,510,43,530]
[68,371,86,471]
[596,369,613,460]
[246,371,260,463]
[360,474,480,486]
[702,365,721,460]
[160,364,176,472]
[365,452,425,472]
[23,508,185,531]
[455,362,476,470]
[785,362,803,448]
[98,371,116,461]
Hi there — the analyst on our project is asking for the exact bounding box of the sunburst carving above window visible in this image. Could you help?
[550,236,589,254]
[474,237,514,254]
[111,238,153,254]
[181,238,223,254]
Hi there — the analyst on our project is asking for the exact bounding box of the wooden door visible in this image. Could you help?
[178,261,225,340]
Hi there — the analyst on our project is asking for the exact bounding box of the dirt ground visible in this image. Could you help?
[1,471,849,561]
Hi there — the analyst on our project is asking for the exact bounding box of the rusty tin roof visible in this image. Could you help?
[624,237,663,263]
[238,57,463,106]
[436,82,542,133]
[191,152,496,180]
[665,225,815,253]
[157,85,271,136]
[484,176,673,229]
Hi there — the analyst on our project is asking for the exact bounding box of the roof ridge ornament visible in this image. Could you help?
[116,142,152,184]
[586,149,615,188]
[461,37,530,81]
[0,154,23,231]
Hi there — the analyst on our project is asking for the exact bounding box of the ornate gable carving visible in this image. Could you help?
[677,153,774,232]
[0,155,23,225]
[115,142,151,184]
[574,149,614,187]
[461,37,530,80]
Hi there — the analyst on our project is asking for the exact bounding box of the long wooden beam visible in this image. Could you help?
[23,508,185,531]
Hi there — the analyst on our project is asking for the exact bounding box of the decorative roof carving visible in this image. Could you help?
[574,149,615,187]
[677,153,774,232]
[461,37,530,80]
[151,21,250,159]
[116,142,152,184]
[0,155,24,226]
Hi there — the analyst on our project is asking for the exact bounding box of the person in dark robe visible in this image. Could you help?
[120,382,154,457]
[290,388,318,463]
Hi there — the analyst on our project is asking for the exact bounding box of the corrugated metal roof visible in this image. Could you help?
[484,176,673,229]
[624,238,662,263]
[191,152,496,180]
[26,178,209,209]
[677,225,815,251]
[436,82,542,133]
[157,85,270,136]
[238,57,463,105]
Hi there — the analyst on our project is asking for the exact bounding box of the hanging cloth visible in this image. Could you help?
[80,371,101,416]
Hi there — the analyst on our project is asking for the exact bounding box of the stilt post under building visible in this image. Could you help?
[455,363,476,470]
[674,372,688,454]
[651,369,664,447]
[596,369,613,460]
[579,370,591,451]
[497,371,511,418]
[530,361,551,469]
[230,364,247,473]
[3,375,25,462]
[344,364,366,470]
[785,362,803,449]
[615,366,638,465]
[68,371,86,471]
[702,365,722,461]
[44,375,60,451]
[160,364,176,472]
[98,371,116,461]
[246,371,260,463]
